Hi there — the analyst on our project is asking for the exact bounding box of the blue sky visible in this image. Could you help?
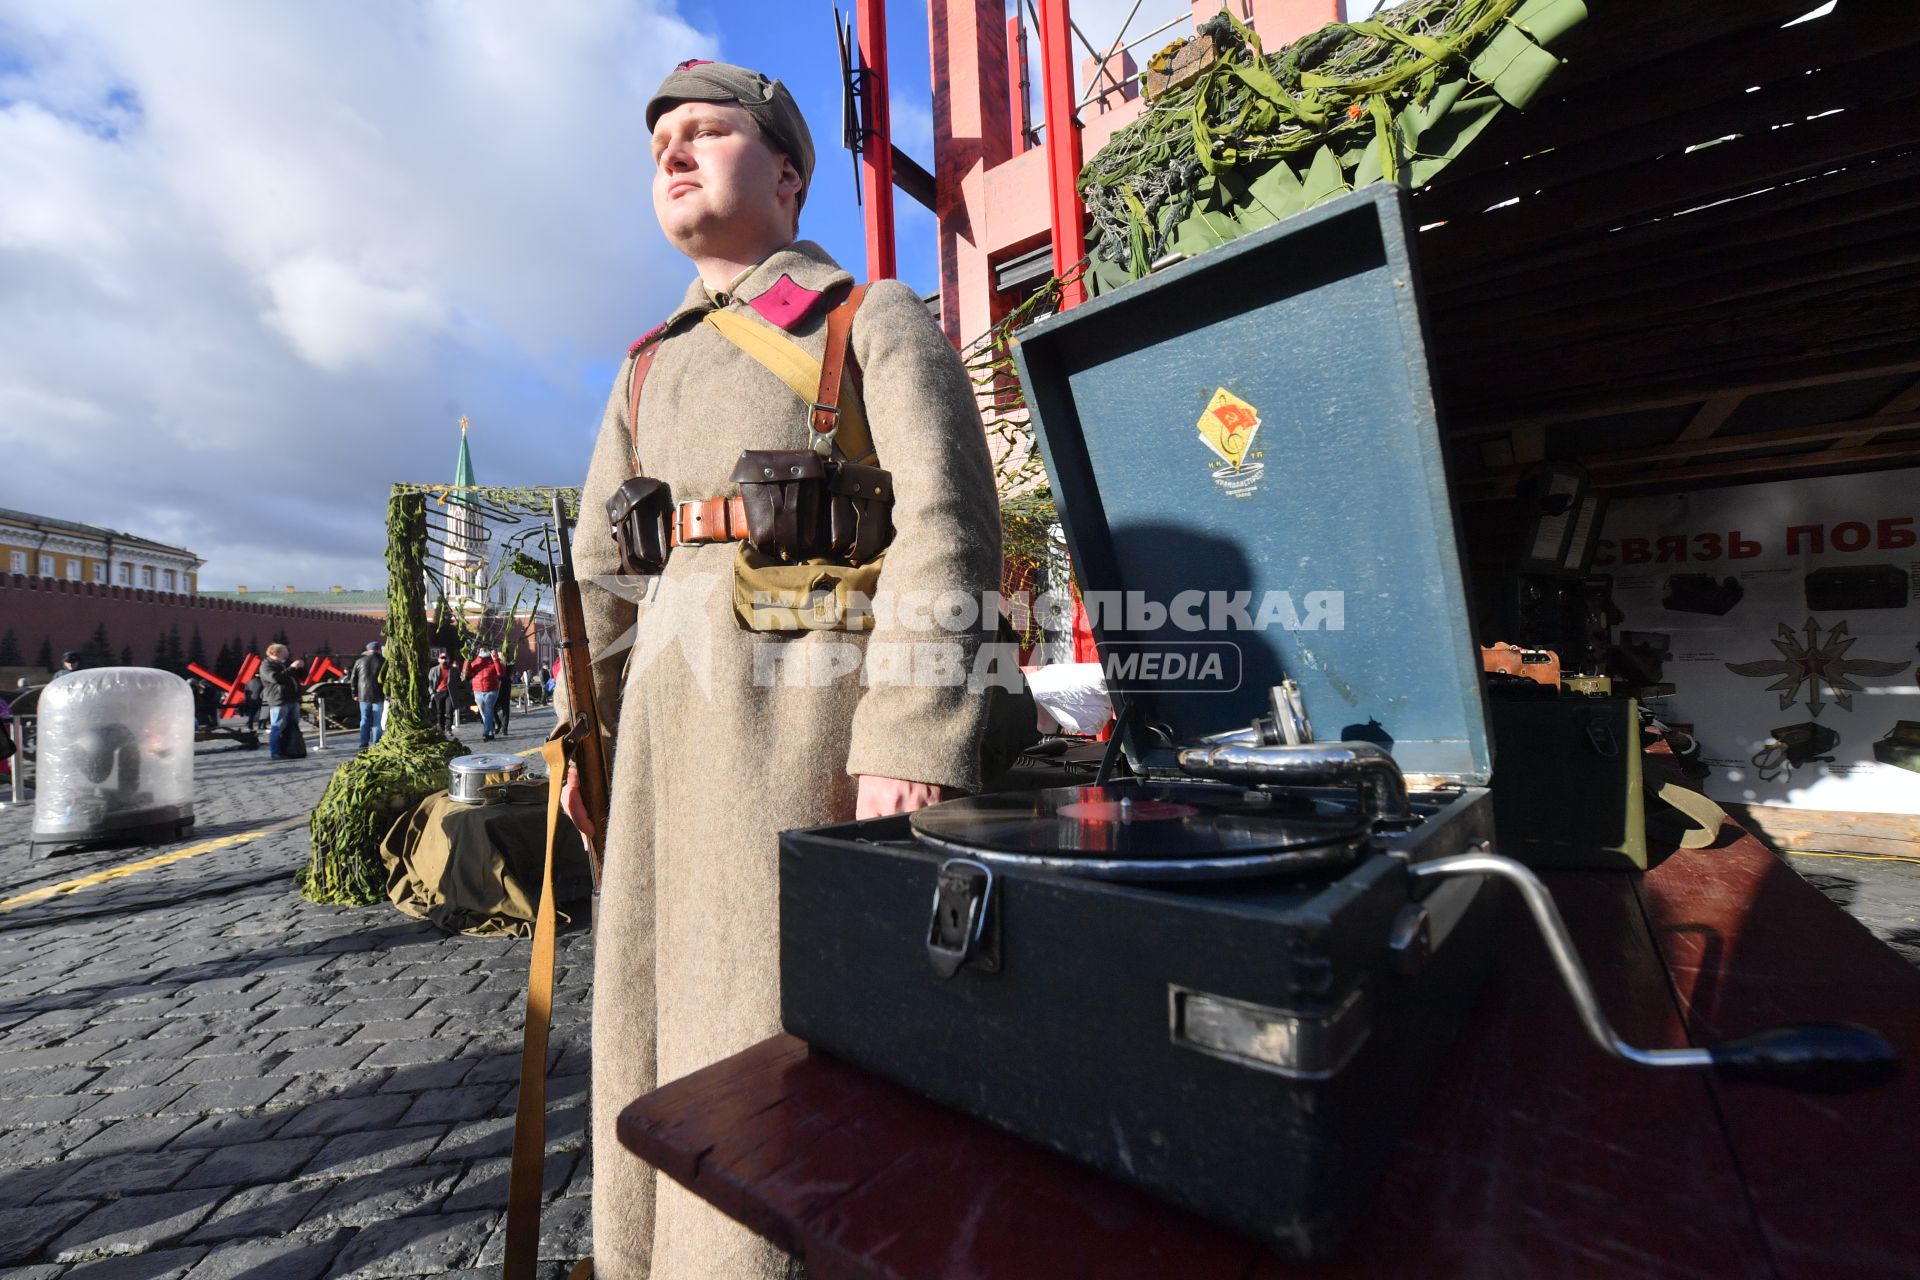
[672,0,944,298]
[0,1,1366,591]
[0,0,960,592]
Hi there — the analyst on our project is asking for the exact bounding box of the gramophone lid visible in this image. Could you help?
[1011,185,1489,785]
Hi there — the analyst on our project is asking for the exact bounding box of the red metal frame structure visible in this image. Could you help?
[187,650,341,721]
[190,652,261,721]
[857,0,898,280]
[1038,0,1088,311]
[913,0,1342,345]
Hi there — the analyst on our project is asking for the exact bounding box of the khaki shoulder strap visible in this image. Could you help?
[701,285,875,465]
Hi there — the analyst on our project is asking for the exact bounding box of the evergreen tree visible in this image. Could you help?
[35,638,54,671]
[151,633,170,670]
[165,623,185,674]
[118,644,134,666]
[271,626,290,647]
[247,632,260,657]
[83,622,113,666]
[0,629,19,666]
[187,625,207,670]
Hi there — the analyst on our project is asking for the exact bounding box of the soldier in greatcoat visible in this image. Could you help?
[566,60,1002,1279]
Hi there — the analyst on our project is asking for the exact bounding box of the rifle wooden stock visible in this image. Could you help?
[552,496,610,876]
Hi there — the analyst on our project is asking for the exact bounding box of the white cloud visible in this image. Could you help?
[1018,0,1192,61]
[263,256,449,374]
[0,0,717,590]
[891,98,936,159]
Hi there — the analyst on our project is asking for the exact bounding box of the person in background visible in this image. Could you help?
[187,676,218,732]
[241,672,265,732]
[427,651,456,734]
[58,651,82,677]
[0,689,13,785]
[463,647,506,742]
[258,643,301,759]
[350,639,387,751]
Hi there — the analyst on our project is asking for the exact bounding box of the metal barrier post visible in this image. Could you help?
[0,714,31,810]
[312,696,326,750]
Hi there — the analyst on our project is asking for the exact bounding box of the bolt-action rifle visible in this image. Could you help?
[547,493,609,887]
[509,495,609,1280]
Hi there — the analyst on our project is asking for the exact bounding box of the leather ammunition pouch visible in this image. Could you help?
[605,476,674,576]
[730,451,895,567]
[733,449,830,559]
[828,461,893,564]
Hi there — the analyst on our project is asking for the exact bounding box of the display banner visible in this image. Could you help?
[1596,467,1920,814]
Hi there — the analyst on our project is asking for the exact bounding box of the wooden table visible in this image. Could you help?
[618,829,1920,1279]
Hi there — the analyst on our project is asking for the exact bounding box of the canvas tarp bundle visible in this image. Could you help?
[380,784,592,938]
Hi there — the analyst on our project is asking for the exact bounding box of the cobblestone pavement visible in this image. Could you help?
[5,708,1918,1279]
[0,705,593,1279]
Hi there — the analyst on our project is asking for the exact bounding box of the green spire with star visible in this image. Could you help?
[452,415,476,505]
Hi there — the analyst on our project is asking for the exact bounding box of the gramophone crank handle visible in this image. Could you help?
[1409,853,1898,1092]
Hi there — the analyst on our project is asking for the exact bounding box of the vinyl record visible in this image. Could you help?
[909,783,1370,881]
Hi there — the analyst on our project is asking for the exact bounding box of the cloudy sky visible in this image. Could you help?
[0,0,1366,591]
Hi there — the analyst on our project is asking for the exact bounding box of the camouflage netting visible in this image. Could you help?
[300,484,578,906]
[1081,0,1586,292]
[964,0,1585,552]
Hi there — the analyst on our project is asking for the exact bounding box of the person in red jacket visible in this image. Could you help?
[463,647,507,741]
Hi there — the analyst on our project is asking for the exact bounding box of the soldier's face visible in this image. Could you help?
[650,101,800,256]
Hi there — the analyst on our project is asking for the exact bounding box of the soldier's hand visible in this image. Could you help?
[561,763,596,844]
[855,775,949,819]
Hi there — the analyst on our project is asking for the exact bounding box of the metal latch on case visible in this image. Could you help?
[926,858,999,978]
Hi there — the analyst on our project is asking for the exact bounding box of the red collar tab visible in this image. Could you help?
[747,274,827,332]
[628,321,669,356]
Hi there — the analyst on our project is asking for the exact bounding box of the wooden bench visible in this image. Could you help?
[619,828,1920,1279]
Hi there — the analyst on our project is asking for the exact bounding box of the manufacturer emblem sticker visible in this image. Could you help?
[1196,387,1265,498]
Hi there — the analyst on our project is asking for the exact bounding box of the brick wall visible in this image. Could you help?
[0,573,382,670]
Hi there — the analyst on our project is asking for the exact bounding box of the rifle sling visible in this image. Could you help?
[504,735,572,1278]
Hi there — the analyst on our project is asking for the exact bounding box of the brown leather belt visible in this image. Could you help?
[672,496,750,546]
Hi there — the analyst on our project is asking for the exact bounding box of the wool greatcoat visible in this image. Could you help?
[574,241,1002,1280]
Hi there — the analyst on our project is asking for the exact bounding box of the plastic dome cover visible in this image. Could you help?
[32,667,195,844]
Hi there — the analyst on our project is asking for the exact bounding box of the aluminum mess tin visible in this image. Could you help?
[447,753,527,805]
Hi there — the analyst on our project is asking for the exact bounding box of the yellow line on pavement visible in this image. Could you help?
[0,816,308,914]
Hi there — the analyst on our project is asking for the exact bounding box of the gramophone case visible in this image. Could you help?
[781,186,1503,1256]
[780,795,1501,1258]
